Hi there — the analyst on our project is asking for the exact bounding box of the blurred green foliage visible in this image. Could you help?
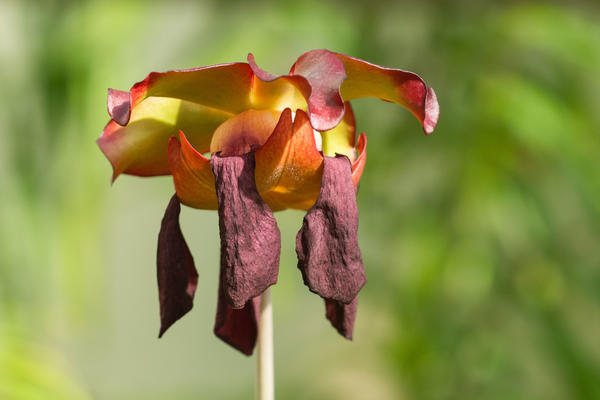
[0,0,598,399]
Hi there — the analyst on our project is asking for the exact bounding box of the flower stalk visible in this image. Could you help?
[256,288,274,400]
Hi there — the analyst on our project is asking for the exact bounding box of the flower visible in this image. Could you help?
[98,49,439,355]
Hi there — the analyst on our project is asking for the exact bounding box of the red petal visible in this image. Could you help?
[325,297,358,340]
[107,88,131,126]
[296,155,366,304]
[211,152,280,309]
[157,195,198,338]
[249,51,346,132]
[334,53,439,135]
[289,50,346,132]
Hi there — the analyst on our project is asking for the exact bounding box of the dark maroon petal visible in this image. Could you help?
[325,297,358,340]
[157,195,198,338]
[214,284,261,356]
[296,155,366,304]
[107,88,131,126]
[211,152,280,309]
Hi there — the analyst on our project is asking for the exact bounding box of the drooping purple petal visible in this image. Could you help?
[214,283,261,356]
[157,195,198,338]
[296,155,366,304]
[211,152,280,309]
[325,297,358,340]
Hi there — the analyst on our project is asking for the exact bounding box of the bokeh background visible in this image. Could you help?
[1,0,599,399]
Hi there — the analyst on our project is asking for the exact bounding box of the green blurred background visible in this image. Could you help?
[1,0,599,399]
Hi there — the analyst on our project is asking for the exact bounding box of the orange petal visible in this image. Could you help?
[168,131,218,210]
[334,53,439,135]
[210,109,281,156]
[254,109,324,211]
[351,132,367,189]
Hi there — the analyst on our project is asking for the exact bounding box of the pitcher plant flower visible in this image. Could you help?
[98,49,439,356]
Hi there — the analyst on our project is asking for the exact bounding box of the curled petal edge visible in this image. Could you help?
[248,51,346,132]
[351,132,367,189]
[334,53,439,135]
[249,50,439,135]
[107,88,131,127]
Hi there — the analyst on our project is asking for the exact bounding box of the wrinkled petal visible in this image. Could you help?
[249,51,346,132]
[171,110,328,211]
[157,195,198,338]
[296,155,366,304]
[214,284,261,356]
[334,53,439,135]
[351,132,367,189]
[325,297,358,340]
[254,108,324,211]
[168,131,217,209]
[211,152,280,308]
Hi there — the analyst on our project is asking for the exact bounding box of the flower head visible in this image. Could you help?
[98,49,439,355]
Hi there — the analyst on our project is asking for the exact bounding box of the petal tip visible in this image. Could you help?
[96,135,121,184]
[157,195,198,338]
[247,53,278,81]
[423,87,439,135]
[107,88,131,126]
[325,297,358,340]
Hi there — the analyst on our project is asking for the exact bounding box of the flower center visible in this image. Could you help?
[210,109,280,156]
